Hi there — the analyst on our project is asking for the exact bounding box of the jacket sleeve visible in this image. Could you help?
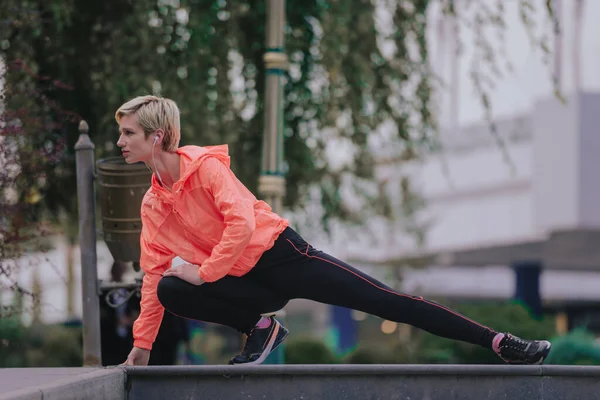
[197,157,256,282]
[132,234,173,350]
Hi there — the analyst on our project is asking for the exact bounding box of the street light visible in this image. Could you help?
[258,0,288,364]
[259,0,287,212]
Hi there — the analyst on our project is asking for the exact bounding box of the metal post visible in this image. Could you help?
[75,120,102,366]
[259,0,288,364]
[259,0,287,212]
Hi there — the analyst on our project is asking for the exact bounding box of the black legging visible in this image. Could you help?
[157,227,498,349]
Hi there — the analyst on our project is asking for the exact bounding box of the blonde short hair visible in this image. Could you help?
[115,95,180,152]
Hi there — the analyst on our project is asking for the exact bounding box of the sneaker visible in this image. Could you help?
[229,316,289,365]
[493,333,552,365]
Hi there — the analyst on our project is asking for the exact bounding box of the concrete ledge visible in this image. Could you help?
[125,365,600,400]
[0,368,125,400]
[124,364,600,376]
[4,365,600,400]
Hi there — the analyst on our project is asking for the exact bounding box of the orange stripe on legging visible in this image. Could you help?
[286,238,494,333]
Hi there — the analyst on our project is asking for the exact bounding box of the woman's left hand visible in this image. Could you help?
[162,263,206,285]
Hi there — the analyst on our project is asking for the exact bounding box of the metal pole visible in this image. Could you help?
[259,0,287,212]
[259,0,288,364]
[75,120,102,366]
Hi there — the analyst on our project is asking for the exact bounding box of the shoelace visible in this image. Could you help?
[501,335,529,354]
[241,327,263,356]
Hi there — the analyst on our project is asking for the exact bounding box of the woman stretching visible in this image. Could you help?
[115,95,552,366]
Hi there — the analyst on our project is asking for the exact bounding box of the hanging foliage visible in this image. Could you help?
[0,0,556,239]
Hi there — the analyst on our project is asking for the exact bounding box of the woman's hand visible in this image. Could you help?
[162,263,206,285]
[121,347,151,366]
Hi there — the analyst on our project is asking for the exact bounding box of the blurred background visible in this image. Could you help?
[2,0,600,367]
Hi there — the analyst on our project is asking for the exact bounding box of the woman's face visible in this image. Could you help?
[116,114,155,164]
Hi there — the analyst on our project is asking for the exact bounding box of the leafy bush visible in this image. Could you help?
[285,338,339,364]
[342,343,411,364]
[0,317,27,367]
[0,319,82,367]
[544,327,600,365]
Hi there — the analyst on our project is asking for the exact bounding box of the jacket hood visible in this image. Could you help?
[177,145,230,182]
[150,144,230,193]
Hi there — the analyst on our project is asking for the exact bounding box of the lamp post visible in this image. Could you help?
[258,0,288,364]
[259,0,287,212]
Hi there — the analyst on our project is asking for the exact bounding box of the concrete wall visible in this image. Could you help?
[5,365,600,400]
[4,365,600,400]
[125,365,600,400]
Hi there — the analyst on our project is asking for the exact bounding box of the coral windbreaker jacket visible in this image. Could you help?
[133,144,289,350]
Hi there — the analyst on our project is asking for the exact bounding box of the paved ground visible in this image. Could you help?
[0,367,123,400]
[0,368,99,394]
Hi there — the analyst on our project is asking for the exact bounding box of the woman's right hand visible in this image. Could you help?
[121,347,151,366]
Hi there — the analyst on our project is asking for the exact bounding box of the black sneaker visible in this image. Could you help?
[229,316,289,365]
[494,333,552,365]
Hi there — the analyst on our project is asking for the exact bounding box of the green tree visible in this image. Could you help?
[1,0,557,227]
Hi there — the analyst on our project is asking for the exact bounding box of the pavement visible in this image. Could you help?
[0,367,124,400]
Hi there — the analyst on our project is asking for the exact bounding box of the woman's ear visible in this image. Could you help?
[152,129,165,145]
